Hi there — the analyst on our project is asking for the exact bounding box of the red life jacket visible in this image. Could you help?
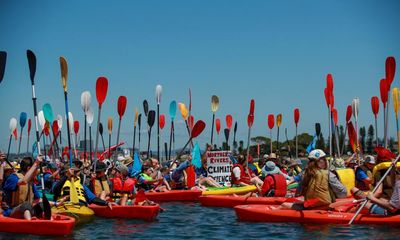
[261,174,287,197]
[231,164,251,185]
[111,177,137,193]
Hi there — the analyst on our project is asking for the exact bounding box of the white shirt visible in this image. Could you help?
[233,166,241,180]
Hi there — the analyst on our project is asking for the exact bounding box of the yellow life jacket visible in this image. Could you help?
[305,169,332,206]
[61,177,86,203]
[336,168,355,197]
[93,178,110,197]
[11,173,34,207]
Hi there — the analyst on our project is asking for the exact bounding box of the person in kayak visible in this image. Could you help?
[280,149,347,210]
[91,161,111,201]
[231,155,263,189]
[194,158,222,189]
[354,155,376,191]
[259,161,289,197]
[2,156,44,220]
[110,164,137,205]
[52,161,114,209]
[137,165,166,191]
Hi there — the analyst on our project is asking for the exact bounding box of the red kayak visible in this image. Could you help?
[200,195,292,208]
[90,204,160,220]
[145,190,202,202]
[0,214,75,235]
[235,205,400,225]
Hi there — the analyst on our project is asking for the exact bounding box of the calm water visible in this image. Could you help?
[1,202,400,239]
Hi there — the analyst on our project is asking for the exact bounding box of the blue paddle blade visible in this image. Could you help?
[19,112,27,128]
[43,103,54,123]
[32,142,38,159]
[191,143,202,168]
[306,134,318,154]
[229,155,238,165]
[131,152,142,177]
[169,101,177,120]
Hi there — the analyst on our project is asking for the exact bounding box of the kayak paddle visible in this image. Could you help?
[210,95,219,145]
[17,112,27,157]
[276,114,282,153]
[392,88,400,151]
[371,96,380,148]
[108,117,113,160]
[99,122,106,151]
[87,108,94,161]
[168,101,177,159]
[341,105,352,156]
[132,108,139,156]
[143,100,149,117]
[93,76,108,170]
[156,85,162,161]
[26,118,32,154]
[81,91,91,164]
[6,118,17,164]
[57,114,63,146]
[147,110,156,159]
[115,96,127,162]
[246,99,255,167]
[0,51,6,84]
[268,114,274,154]
[380,79,388,148]
[233,121,238,152]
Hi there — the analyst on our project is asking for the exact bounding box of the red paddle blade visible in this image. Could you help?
[43,122,50,136]
[117,95,127,118]
[332,108,338,126]
[13,128,17,140]
[249,99,255,115]
[294,108,300,126]
[74,121,79,134]
[96,77,108,107]
[52,120,59,136]
[27,118,32,133]
[345,105,352,122]
[380,79,388,106]
[191,120,206,138]
[371,96,380,116]
[188,115,194,130]
[216,118,221,135]
[348,121,357,152]
[326,73,334,94]
[324,88,331,108]
[159,114,165,129]
[386,56,396,87]
[268,114,274,129]
[226,114,233,130]
[330,93,335,109]
[247,114,254,128]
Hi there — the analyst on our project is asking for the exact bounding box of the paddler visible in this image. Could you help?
[231,155,263,189]
[259,161,289,197]
[2,156,45,220]
[52,160,114,209]
[354,155,376,191]
[91,161,111,201]
[110,164,137,205]
[137,165,166,191]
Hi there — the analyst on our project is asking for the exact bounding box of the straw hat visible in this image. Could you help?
[123,156,134,166]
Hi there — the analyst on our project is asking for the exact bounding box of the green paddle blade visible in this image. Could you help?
[43,103,54,123]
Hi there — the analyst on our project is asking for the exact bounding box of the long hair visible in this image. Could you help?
[300,160,319,196]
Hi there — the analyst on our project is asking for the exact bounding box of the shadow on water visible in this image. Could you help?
[1,202,400,239]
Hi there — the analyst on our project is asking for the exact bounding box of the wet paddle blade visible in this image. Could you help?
[143,100,149,117]
[346,105,353,122]
[99,122,104,135]
[326,73,334,94]
[156,84,162,104]
[81,91,92,114]
[392,88,399,117]
[87,108,94,125]
[19,112,27,128]
[108,117,113,134]
[138,114,142,128]
[159,114,166,129]
[216,118,221,135]
[74,121,80,135]
[52,121,59,136]
[348,121,357,152]
[38,111,46,131]
[191,120,206,138]
[268,114,274,129]
[226,114,233,130]
[247,114,254,128]
[27,50,36,84]
[324,88,331,108]
[276,114,282,127]
[60,57,68,92]
[148,110,156,127]
[27,119,32,134]
[249,99,255,115]
[9,118,17,133]
[386,56,396,86]
[43,103,54,123]
[0,51,6,84]
[96,77,108,107]
[294,108,300,126]
[380,79,388,107]
[169,101,177,120]
[211,95,219,113]
[332,108,338,126]
[371,96,380,117]
[117,96,127,118]
[352,98,360,120]
[179,103,189,120]
[68,112,74,131]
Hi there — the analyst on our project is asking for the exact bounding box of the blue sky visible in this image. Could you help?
[0,0,399,153]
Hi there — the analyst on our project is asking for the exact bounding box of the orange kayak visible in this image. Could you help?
[0,214,75,235]
[145,190,202,202]
[235,205,400,225]
[200,195,292,208]
[90,204,160,220]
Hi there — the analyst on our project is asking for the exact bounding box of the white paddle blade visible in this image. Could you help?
[68,112,74,131]
[9,118,17,133]
[57,114,63,129]
[86,108,94,125]
[38,111,46,130]
[156,84,162,104]
[352,98,360,120]
[81,91,92,114]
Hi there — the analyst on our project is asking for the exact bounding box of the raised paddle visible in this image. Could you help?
[246,99,255,168]
[210,95,219,145]
[341,105,353,156]
[348,121,357,153]
[215,118,221,148]
[108,117,113,160]
[268,114,274,154]
[164,142,168,162]
[380,79,388,148]
[156,85,162,162]
[332,108,341,158]
[179,103,193,147]
[17,112,27,157]
[99,122,106,151]
[384,57,396,150]
[276,114,282,153]
[168,101,177,159]
[352,98,360,163]
[147,110,156,159]
[68,112,77,159]
[86,108,94,161]
[224,128,230,150]
[371,96,380,148]
[57,114,63,146]
[81,91,91,164]
[392,88,400,151]
[160,114,166,161]
[93,77,108,170]
[132,108,139,156]
[294,108,300,158]
[226,114,232,150]
[38,111,47,158]
[138,113,142,155]
[6,118,17,164]
[0,51,6,84]
[349,154,400,224]
[115,96,127,162]
[26,118,32,153]
[60,56,73,167]
[233,122,238,152]
[51,121,60,158]
[43,103,61,159]
[27,49,51,219]
[143,100,149,117]
[74,120,80,154]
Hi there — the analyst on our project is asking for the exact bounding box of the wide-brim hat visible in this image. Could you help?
[122,156,134,166]
[269,153,277,159]
[288,159,302,168]
[263,161,280,174]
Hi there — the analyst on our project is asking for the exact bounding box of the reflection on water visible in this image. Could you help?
[1,202,400,239]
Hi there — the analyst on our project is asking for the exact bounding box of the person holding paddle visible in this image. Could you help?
[231,155,263,189]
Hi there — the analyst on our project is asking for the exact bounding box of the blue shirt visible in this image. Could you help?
[83,185,96,203]
[3,173,40,206]
[356,168,369,182]
[195,167,208,178]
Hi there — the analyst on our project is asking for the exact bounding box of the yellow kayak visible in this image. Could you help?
[372,162,400,177]
[52,203,94,223]
[202,185,257,196]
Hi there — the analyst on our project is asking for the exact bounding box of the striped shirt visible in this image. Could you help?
[389,180,400,209]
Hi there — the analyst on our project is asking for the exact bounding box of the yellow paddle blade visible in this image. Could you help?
[69,178,79,204]
[108,117,113,134]
[211,95,219,113]
[393,88,399,117]
[60,57,68,92]
[276,114,282,127]
[179,103,189,120]
[134,108,139,127]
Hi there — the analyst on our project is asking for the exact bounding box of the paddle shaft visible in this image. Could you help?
[147,127,152,159]
[108,133,111,160]
[168,121,173,160]
[375,117,378,148]
[26,129,30,154]
[100,132,106,152]
[270,129,273,154]
[383,106,387,148]
[138,122,141,154]
[185,120,194,148]
[93,105,102,171]
[63,91,73,167]
[89,125,92,161]
[157,104,160,161]
[114,117,122,163]
[132,126,136,156]
[276,126,280,153]
[5,134,12,166]
[341,124,348,156]
[246,125,251,169]
[210,113,215,145]
[84,115,87,164]
[295,126,298,158]
[349,154,400,224]
[329,108,332,156]
[17,126,24,156]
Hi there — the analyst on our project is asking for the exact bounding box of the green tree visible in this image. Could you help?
[316,133,326,151]
[367,125,374,153]
[359,126,366,152]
